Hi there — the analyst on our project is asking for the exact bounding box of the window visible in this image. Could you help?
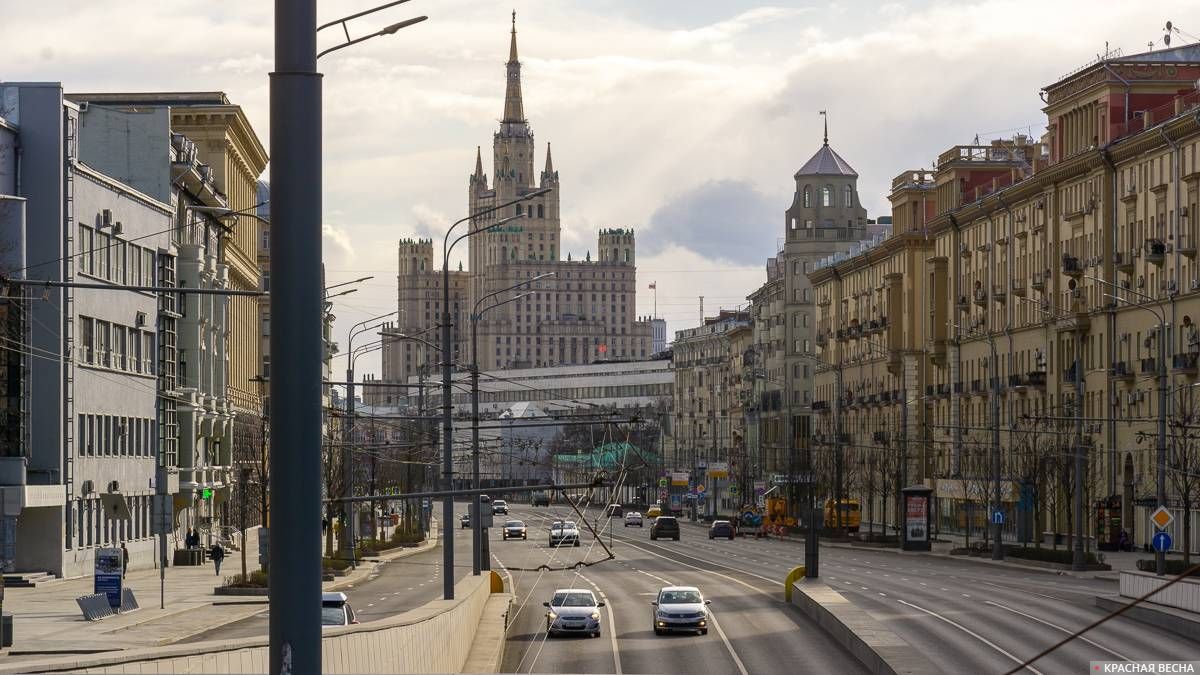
[80,317,94,364]
[78,225,94,275]
[262,354,271,379]
[843,185,853,207]
[802,288,810,303]
[803,187,811,208]
[133,329,143,373]
[96,321,111,367]
[821,187,832,207]
[261,228,270,251]
[114,327,126,370]
[114,240,126,284]
[143,333,153,373]
[538,204,544,218]
[143,251,155,287]
[805,219,813,229]
[129,246,142,286]
[802,313,809,327]
[96,232,110,279]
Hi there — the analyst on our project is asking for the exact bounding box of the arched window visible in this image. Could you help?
[844,185,853,207]
[790,218,798,230]
[538,204,545,218]
[821,186,832,207]
[803,187,812,208]
[516,204,523,216]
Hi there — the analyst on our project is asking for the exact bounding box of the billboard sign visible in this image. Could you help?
[670,472,689,487]
[706,462,729,479]
[905,495,928,542]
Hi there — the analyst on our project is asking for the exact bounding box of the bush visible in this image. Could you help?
[323,556,352,572]
[1135,559,1200,576]
[1005,546,1101,565]
[223,569,268,588]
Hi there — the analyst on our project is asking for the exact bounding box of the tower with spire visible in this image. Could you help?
[376,13,652,393]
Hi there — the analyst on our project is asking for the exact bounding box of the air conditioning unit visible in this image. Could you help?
[81,479,95,495]
[136,311,148,327]
[108,480,120,493]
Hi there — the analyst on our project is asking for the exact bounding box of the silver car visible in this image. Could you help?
[652,585,710,635]
[544,588,604,638]
[548,520,581,547]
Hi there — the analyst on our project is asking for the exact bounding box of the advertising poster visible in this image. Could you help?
[670,472,689,487]
[94,547,123,608]
[905,495,928,542]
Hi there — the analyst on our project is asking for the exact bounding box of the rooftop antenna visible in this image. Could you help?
[819,109,828,145]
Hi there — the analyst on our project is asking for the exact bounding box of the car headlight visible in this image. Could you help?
[548,612,558,620]
[590,611,600,620]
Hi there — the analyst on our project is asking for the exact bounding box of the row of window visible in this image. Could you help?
[455,382,669,405]
[77,413,155,457]
[78,225,157,287]
[73,494,156,549]
[78,316,155,374]
[802,185,855,209]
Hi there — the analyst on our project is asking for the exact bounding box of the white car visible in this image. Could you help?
[652,585,710,636]
[321,591,359,627]
[492,499,508,515]
[549,520,581,547]
[544,588,604,638]
[624,512,643,527]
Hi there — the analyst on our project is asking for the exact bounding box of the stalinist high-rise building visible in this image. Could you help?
[373,16,653,398]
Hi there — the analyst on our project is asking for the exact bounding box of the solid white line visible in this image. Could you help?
[579,574,622,675]
[983,600,1132,662]
[897,599,1043,675]
[708,610,750,675]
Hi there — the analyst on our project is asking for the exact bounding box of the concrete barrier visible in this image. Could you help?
[1119,569,1200,613]
[789,579,942,675]
[0,575,495,674]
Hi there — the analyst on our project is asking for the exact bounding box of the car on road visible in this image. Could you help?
[646,504,663,518]
[548,520,581,547]
[650,516,680,541]
[531,490,550,506]
[492,499,509,515]
[544,588,604,638]
[459,513,471,529]
[708,520,735,540]
[502,519,527,540]
[321,592,359,627]
[624,512,643,527]
[651,586,710,635]
[605,503,624,517]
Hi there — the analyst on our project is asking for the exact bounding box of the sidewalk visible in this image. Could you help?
[1,522,439,660]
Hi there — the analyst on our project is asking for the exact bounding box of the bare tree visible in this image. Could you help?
[1010,415,1053,547]
[961,432,992,548]
[1169,386,1200,564]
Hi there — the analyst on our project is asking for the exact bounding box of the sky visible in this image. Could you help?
[2,0,1197,380]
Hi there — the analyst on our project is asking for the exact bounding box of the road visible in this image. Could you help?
[497,503,1200,674]
[183,524,470,642]
[494,503,866,675]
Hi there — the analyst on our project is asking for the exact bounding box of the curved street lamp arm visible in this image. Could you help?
[318,0,413,32]
[443,188,553,264]
[473,272,555,317]
[318,16,427,60]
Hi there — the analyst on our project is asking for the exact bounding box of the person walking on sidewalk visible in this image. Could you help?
[209,542,225,576]
[121,543,129,578]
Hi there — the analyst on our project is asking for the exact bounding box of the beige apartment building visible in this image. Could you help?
[811,44,1200,551]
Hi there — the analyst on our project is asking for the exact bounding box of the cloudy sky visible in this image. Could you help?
[2,0,1194,378]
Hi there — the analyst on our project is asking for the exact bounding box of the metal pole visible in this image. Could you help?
[1073,329,1086,570]
[441,248,454,600]
[992,338,1004,560]
[834,367,844,535]
[1157,324,1168,576]
[270,0,322,669]
[471,315,481,576]
[343,367,356,567]
[899,389,908,549]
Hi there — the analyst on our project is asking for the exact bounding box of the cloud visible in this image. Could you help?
[322,223,357,268]
[668,7,808,49]
[643,180,781,265]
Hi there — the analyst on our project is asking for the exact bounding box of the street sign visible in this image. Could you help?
[658,478,668,488]
[1151,506,1174,530]
[94,547,123,609]
[991,510,1004,525]
[696,484,706,494]
[728,485,739,496]
[753,481,767,496]
[153,494,173,535]
[1152,530,1173,553]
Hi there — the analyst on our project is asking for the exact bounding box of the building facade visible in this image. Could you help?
[811,43,1200,552]
[372,17,652,401]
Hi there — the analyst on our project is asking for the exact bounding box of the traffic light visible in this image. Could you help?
[201,488,214,501]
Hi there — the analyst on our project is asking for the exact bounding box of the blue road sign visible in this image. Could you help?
[1153,530,1173,553]
[991,510,1004,525]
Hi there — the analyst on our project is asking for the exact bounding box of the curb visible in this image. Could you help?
[789,579,943,675]
[461,592,512,673]
[324,527,440,593]
[1094,594,1200,642]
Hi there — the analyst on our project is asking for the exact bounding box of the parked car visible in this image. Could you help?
[492,499,509,515]
[646,505,663,518]
[650,516,680,541]
[544,588,604,638]
[651,586,709,635]
[624,512,644,527]
[709,520,735,540]
[321,592,359,627]
[460,513,471,529]
[549,521,581,547]
[531,490,550,507]
[502,520,527,540]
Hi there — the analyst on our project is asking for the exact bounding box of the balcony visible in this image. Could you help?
[970,379,986,394]
[937,383,951,397]
[953,381,964,395]
[1173,353,1199,375]
[1061,254,1084,277]
[815,332,828,347]
[1031,270,1048,292]
[1141,357,1157,375]
[1182,233,1198,259]
[973,287,988,307]
[881,391,892,404]
[956,295,970,312]
[1115,250,1135,274]
[1062,363,1079,383]
[1145,238,1166,265]
[1111,360,1135,382]
[1027,371,1047,388]
[926,385,935,397]
[1010,278,1027,297]
[812,400,829,413]
[991,283,1007,303]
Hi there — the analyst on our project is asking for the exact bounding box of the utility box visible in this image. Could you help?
[902,485,933,552]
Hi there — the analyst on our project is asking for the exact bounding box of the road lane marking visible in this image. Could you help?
[984,600,1131,662]
[708,610,750,675]
[980,581,1065,602]
[578,574,622,674]
[897,599,1043,674]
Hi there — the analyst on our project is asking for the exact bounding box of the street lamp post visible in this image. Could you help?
[438,189,549,600]
[469,273,555,575]
[1089,275,1170,575]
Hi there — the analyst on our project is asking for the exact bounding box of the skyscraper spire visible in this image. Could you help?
[502,11,525,123]
[474,145,484,177]
[544,142,553,174]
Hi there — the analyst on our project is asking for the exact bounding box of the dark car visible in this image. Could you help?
[708,520,735,540]
[460,513,471,529]
[502,519,527,540]
[650,516,680,541]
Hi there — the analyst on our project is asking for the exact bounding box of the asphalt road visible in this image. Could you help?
[182,523,471,642]
[504,504,1200,675]
[495,503,868,675]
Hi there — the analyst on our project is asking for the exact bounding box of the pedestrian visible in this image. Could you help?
[1119,529,1130,552]
[121,543,129,578]
[210,542,225,576]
